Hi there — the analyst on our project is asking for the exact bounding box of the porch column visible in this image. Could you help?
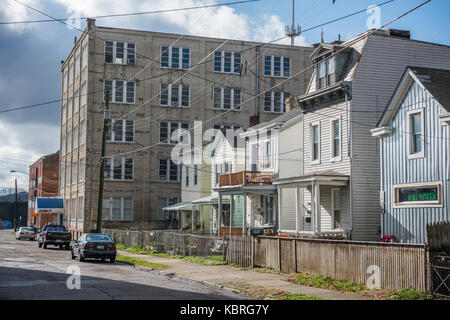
[277,186,281,234]
[314,182,321,234]
[295,187,299,234]
[191,207,194,231]
[311,181,315,233]
[243,194,247,235]
[230,195,234,238]
[218,194,222,237]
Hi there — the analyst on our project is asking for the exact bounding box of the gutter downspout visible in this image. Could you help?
[342,85,353,240]
[255,47,259,116]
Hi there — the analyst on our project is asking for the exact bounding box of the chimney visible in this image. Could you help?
[86,18,96,30]
[249,115,260,127]
[385,29,410,39]
[285,97,297,113]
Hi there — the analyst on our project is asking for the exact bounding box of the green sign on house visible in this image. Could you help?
[398,187,439,203]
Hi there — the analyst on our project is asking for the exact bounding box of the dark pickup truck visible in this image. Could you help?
[38,224,72,250]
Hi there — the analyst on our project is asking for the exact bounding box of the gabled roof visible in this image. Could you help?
[245,107,303,132]
[377,66,450,127]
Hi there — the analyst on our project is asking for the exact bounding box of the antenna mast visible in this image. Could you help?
[285,0,301,46]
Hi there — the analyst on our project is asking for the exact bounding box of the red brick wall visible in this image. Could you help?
[28,152,60,228]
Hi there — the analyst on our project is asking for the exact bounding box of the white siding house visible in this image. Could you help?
[275,29,450,241]
[372,66,450,244]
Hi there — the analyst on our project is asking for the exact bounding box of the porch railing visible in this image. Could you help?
[218,171,274,187]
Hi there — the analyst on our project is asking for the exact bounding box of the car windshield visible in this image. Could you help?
[86,234,112,242]
[45,225,66,232]
[21,227,33,231]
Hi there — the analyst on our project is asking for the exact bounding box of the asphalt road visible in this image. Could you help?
[0,230,250,300]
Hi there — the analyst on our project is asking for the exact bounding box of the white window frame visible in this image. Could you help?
[80,81,87,107]
[81,43,88,70]
[264,55,290,78]
[106,119,134,143]
[213,51,241,74]
[393,181,442,208]
[159,159,181,182]
[104,41,136,65]
[160,83,190,107]
[263,91,288,113]
[78,158,85,183]
[310,121,321,164]
[102,197,133,221]
[330,116,342,162]
[159,121,189,145]
[213,87,242,111]
[160,46,190,70]
[331,188,343,230]
[104,157,134,181]
[407,108,425,159]
[103,80,135,104]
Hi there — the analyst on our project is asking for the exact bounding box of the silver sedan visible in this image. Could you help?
[16,227,36,240]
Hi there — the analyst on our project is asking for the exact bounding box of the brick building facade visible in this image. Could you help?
[28,151,60,228]
[59,19,313,235]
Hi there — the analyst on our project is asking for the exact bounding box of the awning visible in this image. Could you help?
[191,194,230,205]
[162,201,192,211]
[34,197,64,214]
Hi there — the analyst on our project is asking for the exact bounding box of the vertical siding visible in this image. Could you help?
[278,121,303,179]
[381,81,450,244]
[351,35,450,241]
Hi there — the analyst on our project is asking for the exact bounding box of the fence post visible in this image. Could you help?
[251,236,254,268]
[294,239,298,273]
[278,238,281,271]
[189,234,192,256]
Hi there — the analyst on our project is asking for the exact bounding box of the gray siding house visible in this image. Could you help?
[372,67,450,244]
[274,29,450,241]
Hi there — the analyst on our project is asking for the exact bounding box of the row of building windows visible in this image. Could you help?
[101,41,291,78]
[63,43,88,93]
[104,157,134,181]
[61,158,85,187]
[102,197,133,221]
[62,81,87,124]
[61,120,86,155]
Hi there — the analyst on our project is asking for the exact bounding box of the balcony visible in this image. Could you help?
[219,171,274,187]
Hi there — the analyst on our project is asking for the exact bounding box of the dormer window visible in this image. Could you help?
[317,55,336,89]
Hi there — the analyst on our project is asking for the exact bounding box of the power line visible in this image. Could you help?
[0,0,390,115]
[1,0,262,25]
[105,0,433,159]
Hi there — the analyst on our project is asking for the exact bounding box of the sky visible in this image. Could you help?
[0,0,449,189]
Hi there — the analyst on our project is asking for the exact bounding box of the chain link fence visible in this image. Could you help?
[103,229,227,258]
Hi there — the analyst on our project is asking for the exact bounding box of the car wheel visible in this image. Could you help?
[65,244,70,250]
[110,256,116,263]
[71,249,76,260]
[59,244,63,249]
[79,251,85,262]
[43,243,47,249]
[101,257,105,262]
[38,241,42,248]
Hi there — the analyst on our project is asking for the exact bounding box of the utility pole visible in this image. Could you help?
[14,178,17,230]
[96,90,110,233]
[285,0,301,46]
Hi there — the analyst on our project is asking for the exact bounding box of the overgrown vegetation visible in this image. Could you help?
[116,243,225,265]
[116,255,170,269]
[219,281,323,300]
[383,288,431,300]
[291,274,367,293]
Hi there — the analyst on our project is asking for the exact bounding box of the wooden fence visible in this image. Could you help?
[226,236,252,267]
[227,236,429,291]
[427,221,450,251]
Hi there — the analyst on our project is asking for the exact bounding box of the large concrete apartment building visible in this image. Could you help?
[59,18,313,236]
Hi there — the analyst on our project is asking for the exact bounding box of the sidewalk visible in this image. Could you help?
[117,251,373,300]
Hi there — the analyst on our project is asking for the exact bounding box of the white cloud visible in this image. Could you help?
[0,0,39,33]
[252,14,307,46]
[0,119,59,189]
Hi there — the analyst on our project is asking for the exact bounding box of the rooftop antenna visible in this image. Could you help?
[285,0,301,46]
[321,28,324,43]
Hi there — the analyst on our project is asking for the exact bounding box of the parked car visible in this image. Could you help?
[15,227,36,240]
[71,233,116,263]
[37,223,72,250]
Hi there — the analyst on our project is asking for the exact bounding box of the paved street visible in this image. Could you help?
[0,230,250,300]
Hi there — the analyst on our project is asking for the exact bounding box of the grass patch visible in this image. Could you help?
[116,243,225,265]
[383,288,431,300]
[181,255,225,265]
[291,274,367,293]
[116,255,170,269]
[219,281,324,300]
